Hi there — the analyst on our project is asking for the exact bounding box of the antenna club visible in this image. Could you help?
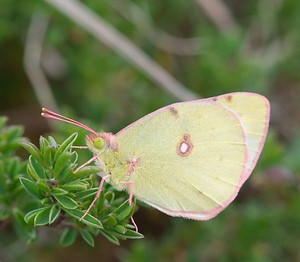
[41,108,49,115]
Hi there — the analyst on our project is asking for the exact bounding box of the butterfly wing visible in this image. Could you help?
[210,92,270,183]
[115,93,269,220]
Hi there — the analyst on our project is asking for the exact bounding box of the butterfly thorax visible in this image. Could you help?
[86,132,131,191]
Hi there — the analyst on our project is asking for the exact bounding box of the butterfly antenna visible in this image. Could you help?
[41,107,97,136]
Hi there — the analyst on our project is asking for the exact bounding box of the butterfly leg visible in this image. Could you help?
[80,175,109,221]
[122,181,138,232]
[123,181,134,205]
[71,145,89,149]
[74,155,97,173]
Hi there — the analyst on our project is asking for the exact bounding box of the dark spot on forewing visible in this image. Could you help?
[169,107,178,116]
[225,95,232,102]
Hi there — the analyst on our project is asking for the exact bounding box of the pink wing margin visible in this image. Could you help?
[116,92,270,220]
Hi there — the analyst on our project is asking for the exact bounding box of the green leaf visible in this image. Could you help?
[75,166,102,179]
[41,198,52,205]
[53,152,71,178]
[76,188,98,200]
[49,205,61,224]
[70,150,78,164]
[43,144,55,170]
[28,156,46,179]
[48,136,57,147]
[27,162,39,181]
[114,200,135,221]
[24,207,48,224]
[34,207,51,226]
[105,214,118,227]
[27,157,41,181]
[100,230,120,245]
[39,136,50,155]
[19,177,43,199]
[65,209,103,229]
[80,229,95,247]
[36,179,51,192]
[60,228,77,247]
[124,223,136,230]
[21,141,43,165]
[61,181,89,191]
[114,225,126,234]
[54,195,78,209]
[51,187,68,196]
[54,133,78,160]
[121,229,144,239]
[110,228,144,240]
[104,191,114,204]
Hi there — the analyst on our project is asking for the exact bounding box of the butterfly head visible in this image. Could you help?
[85,133,105,152]
[86,132,117,152]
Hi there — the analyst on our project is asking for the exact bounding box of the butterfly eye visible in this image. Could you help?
[93,137,105,149]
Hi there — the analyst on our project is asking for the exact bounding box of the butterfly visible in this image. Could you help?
[42,92,270,228]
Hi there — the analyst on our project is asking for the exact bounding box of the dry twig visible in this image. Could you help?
[23,12,59,113]
[111,0,202,55]
[45,0,198,101]
[195,0,238,34]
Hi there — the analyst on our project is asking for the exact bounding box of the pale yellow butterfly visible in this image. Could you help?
[42,92,270,224]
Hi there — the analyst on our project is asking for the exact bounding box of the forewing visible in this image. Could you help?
[116,100,248,220]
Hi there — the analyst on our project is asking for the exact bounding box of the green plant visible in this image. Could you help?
[0,117,143,247]
[0,116,35,243]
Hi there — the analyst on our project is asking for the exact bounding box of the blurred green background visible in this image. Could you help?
[1,0,300,261]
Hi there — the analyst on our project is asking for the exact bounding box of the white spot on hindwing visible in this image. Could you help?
[180,142,189,153]
[177,134,193,157]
